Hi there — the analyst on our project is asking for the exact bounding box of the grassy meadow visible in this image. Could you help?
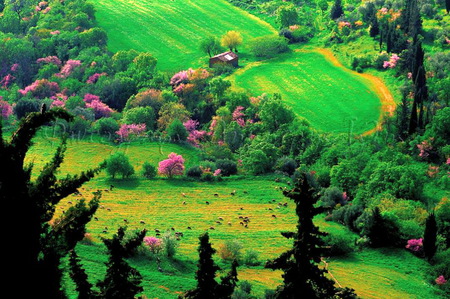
[93,0,276,71]
[229,49,383,134]
[23,135,439,298]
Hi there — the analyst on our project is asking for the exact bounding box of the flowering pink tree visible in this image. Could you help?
[183,119,206,147]
[0,99,13,119]
[144,236,162,254]
[36,56,62,66]
[18,79,60,98]
[83,94,114,118]
[383,54,400,69]
[158,152,185,178]
[405,238,423,254]
[417,138,434,159]
[435,275,447,285]
[232,106,246,127]
[57,59,81,78]
[1,74,15,89]
[116,123,146,141]
[87,72,107,84]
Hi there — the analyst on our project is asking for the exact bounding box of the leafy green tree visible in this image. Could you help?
[209,77,231,100]
[142,162,157,179]
[123,106,156,130]
[276,5,299,28]
[105,152,135,179]
[265,172,357,298]
[167,118,189,142]
[224,121,244,152]
[423,213,437,260]
[200,36,223,57]
[93,117,120,137]
[259,96,295,132]
[0,109,102,297]
[221,31,243,52]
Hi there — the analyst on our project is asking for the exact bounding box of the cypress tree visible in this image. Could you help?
[446,0,450,14]
[265,172,357,298]
[409,39,428,133]
[0,109,102,297]
[423,213,437,260]
[330,0,343,20]
[370,17,379,37]
[184,232,221,298]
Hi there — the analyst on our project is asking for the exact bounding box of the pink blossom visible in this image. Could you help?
[383,54,400,69]
[57,59,81,78]
[446,158,450,165]
[218,140,224,146]
[417,139,433,158]
[445,38,450,45]
[183,119,199,132]
[18,79,59,98]
[83,93,100,104]
[0,100,13,119]
[158,152,185,177]
[249,134,256,140]
[232,106,246,127]
[213,169,222,177]
[86,72,107,84]
[116,123,146,141]
[50,30,60,35]
[405,238,423,253]
[51,99,66,108]
[144,236,162,254]
[436,275,447,285]
[86,99,114,118]
[37,56,62,66]
[39,1,48,7]
[170,70,189,86]
[408,72,413,79]
[173,83,185,94]
[41,7,51,14]
[10,64,19,72]
[1,74,15,89]
[379,7,388,14]
[187,130,206,147]
[342,192,348,202]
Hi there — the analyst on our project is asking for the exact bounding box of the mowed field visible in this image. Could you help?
[229,49,383,134]
[24,136,440,298]
[93,0,276,71]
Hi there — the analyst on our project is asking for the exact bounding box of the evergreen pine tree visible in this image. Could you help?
[184,232,239,299]
[423,213,437,260]
[265,172,357,298]
[97,227,147,299]
[330,0,343,20]
[69,250,95,299]
[0,109,102,297]
[184,232,221,298]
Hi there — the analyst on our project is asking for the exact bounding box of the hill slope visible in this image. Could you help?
[93,0,276,71]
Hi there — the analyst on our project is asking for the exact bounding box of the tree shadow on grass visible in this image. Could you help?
[163,178,198,188]
[105,177,140,190]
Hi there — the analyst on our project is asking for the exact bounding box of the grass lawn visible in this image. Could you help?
[23,137,442,298]
[93,0,276,71]
[229,49,384,134]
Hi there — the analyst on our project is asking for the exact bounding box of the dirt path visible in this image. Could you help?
[313,48,396,136]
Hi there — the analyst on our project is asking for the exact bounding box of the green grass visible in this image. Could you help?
[24,137,442,298]
[229,49,382,134]
[93,0,276,71]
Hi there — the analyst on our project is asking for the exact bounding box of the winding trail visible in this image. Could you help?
[313,48,396,136]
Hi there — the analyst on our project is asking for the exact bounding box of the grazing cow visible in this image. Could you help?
[283,202,288,207]
[210,226,215,230]
[107,208,111,212]
[171,227,175,231]
[216,221,222,224]
[94,217,98,221]
[272,215,277,218]
[123,219,128,223]
[244,224,248,228]
[268,208,273,211]
[187,226,192,230]
[182,201,186,205]
[140,220,145,224]
[156,233,161,237]
[68,201,72,205]
[206,201,210,205]
[230,192,235,196]
[102,230,107,233]
[238,216,243,219]
[240,207,244,210]
[243,191,248,194]
[228,222,232,225]
[218,217,224,221]
[239,222,244,225]
[182,192,186,197]
[155,229,160,233]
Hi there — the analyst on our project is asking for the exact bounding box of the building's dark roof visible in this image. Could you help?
[210,51,238,62]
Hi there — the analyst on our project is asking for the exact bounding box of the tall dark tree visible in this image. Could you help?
[0,109,102,297]
[409,39,428,134]
[370,17,379,37]
[184,232,238,299]
[97,227,146,299]
[330,0,343,20]
[69,227,146,299]
[265,172,357,299]
[423,213,438,260]
[446,0,450,14]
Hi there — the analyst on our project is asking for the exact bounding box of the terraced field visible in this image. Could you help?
[93,0,276,71]
[229,49,387,134]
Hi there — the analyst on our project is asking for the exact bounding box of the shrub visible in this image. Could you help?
[323,232,355,256]
[215,159,237,176]
[14,98,39,119]
[143,236,162,254]
[275,156,296,175]
[242,250,261,266]
[166,119,188,142]
[199,160,217,172]
[186,166,203,178]
[123,106,156,131]
[105,152,135,179]
[93,117,119,137]
[162,230,178,258]
[142,162,157,179]
[320,187,346,210]
[218,239,243,262]
[248,36,289,58]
